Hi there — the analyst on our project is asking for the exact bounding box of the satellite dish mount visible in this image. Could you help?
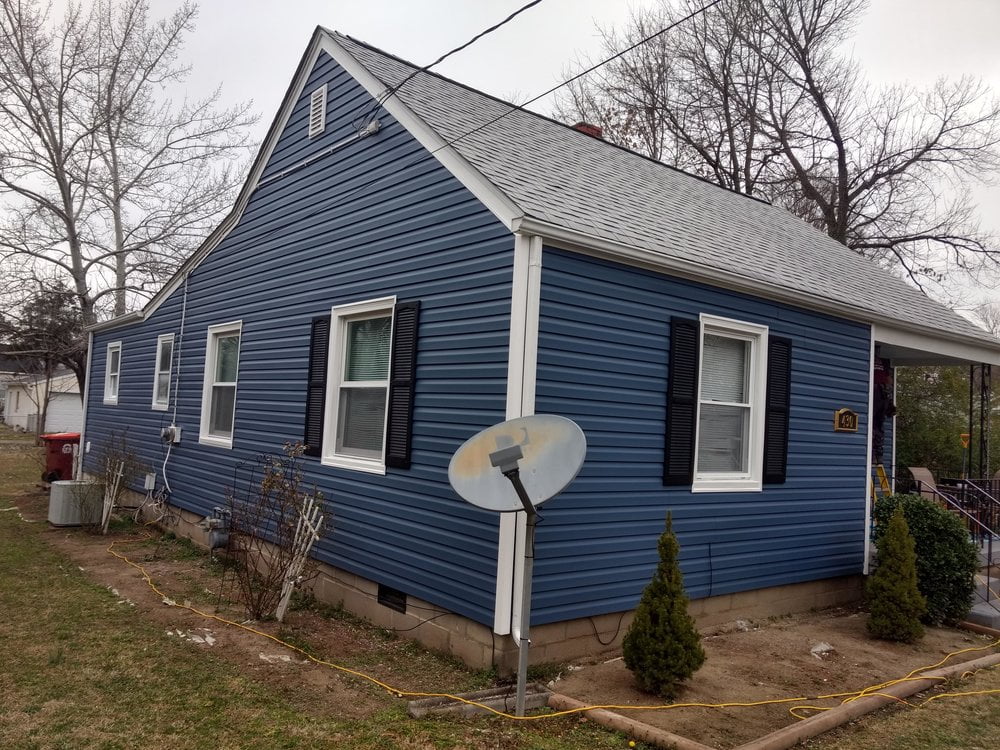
[449,415,586,716]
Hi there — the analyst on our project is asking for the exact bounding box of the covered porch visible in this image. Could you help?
[872,322,1000,626]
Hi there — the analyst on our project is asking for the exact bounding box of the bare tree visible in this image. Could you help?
[974,302,1000,339]
[0,0,256,325]
[555,0,1000,292]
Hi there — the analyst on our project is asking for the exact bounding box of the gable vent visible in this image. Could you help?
[308,84,327,138]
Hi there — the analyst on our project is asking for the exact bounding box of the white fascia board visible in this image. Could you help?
[89,31,332,334]
[321,33,523,231]
[514,216,1000,362]
[871,324,1000,366]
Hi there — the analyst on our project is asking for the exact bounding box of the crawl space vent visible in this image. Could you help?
[308,84,327,138]
[377,584,407,613]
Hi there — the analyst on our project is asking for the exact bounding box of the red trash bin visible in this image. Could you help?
[39,432,81,482]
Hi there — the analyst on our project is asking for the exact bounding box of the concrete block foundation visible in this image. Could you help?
[146,499,863,672]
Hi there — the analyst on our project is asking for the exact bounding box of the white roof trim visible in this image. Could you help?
[320,33,522,230]
[873,324,1000,366]
[515,215,1000,358]
[89,28,522,335]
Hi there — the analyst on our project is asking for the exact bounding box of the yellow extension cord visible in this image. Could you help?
[106,537,1000,723]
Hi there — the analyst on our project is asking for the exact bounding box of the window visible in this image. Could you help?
[104,341,122,404]
[199,321,241,448]
[308,84,327,138]
[322,297,395,473]
[692,315,767,492]
[152,333,174,410]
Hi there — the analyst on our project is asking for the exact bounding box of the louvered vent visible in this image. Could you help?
[308,84,327,138]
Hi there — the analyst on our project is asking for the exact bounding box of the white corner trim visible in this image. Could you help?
[198,320,243,449]
[494,234,542,636]
[863,328,876,575]
[76,330,94,480]
[321,33,523,231]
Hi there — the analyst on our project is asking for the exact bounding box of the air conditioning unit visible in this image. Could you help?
[48,480,102,526]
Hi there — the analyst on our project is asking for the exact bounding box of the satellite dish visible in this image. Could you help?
[448,414,587,513]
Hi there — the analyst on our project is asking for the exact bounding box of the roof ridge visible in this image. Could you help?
[333,30,773,207]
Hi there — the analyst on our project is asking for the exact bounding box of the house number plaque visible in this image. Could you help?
[834,408,858,432]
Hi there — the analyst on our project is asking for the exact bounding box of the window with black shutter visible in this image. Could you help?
[385,301,420,468]
[663,317,699,485]
[763,337,792,484]
[664,315,791,491]
[303,297,420,471]
[303,316,330,456]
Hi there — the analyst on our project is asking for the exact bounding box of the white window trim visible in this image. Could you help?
[308,84,327,138]
[692,314,768,493]
[199,321,242,449]
[104,341,122,405]
[151,333,175,411]
[321,296,396,475]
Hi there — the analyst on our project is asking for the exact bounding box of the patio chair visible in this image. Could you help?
[907,467,938,500]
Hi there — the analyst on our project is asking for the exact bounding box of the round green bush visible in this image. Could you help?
[872,494,978,625]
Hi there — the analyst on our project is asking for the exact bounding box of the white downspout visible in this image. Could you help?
[494,233,542,637]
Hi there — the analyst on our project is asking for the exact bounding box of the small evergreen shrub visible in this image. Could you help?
[873,494,978,625]
[866,507,926,642]
[622,512,705,699]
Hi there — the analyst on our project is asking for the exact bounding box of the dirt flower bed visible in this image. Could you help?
[553,609,997,749]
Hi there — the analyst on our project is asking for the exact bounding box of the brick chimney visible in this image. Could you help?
[572,122,603,139]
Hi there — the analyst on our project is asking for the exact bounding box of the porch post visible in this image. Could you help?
[981,364,991,479]
[969,365,975,479]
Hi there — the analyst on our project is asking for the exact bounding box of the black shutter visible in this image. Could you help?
[763,336,792,484]
[385,300,420,469]
[303,315,331,457]
[663,317,700,486]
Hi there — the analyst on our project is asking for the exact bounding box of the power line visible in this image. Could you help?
[431,0,725,153]
[354,0,546,131]
[251,0,725,254]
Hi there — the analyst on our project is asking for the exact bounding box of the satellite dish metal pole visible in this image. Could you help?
[448,415,587,717]
[488,441,538,716]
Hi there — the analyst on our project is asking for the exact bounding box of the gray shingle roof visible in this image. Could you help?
[334,33,996,347]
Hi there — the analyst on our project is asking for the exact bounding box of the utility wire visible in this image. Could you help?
[433,0,725,152]
[252,0,725,254]
[354,0,546,131]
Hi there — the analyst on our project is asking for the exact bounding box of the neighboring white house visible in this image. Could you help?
[3,369,82,433]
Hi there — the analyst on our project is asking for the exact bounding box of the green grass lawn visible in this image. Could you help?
[0,438,634,750]
[804,667,1000,750]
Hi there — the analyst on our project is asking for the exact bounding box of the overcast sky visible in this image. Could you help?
[162,0,1000,302]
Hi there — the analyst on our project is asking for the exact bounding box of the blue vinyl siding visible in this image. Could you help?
[532,249,872,624]
[85,51,512,626]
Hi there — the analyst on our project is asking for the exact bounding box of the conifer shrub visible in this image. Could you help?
[873,494,978,625]
[866,506,926,642]
[622,512,705,699]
